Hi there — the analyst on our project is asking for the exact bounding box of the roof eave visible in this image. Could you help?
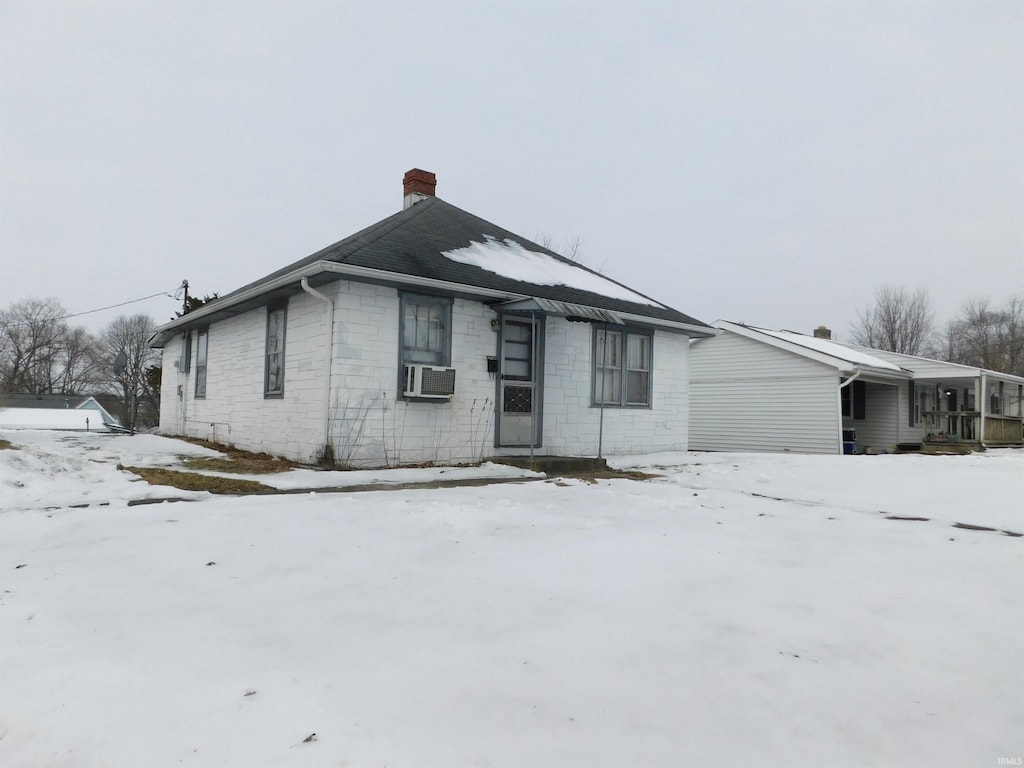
[151,260,709,347]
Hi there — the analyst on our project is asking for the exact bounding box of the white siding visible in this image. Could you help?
[689,332,841,454]
[158,280,692,465]
[843,380,925,450]
[848,382,899,451]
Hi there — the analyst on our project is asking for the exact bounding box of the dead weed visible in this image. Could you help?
[176,437,302,474]
[120,465,277,495]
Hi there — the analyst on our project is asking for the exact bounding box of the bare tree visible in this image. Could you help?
[100,314,159,430]
[1003,295,1024,375]
[939,295,1024,375]
[851,286,934,355]
[0,298,69,393]
[930,318,963,364]
[54,326,104,395]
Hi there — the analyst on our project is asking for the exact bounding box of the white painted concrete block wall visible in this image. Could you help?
[159,280,691,464]
[324,281,498,467]
[532,319,690,457]
[160,288,331,459]
[161,281,501,465]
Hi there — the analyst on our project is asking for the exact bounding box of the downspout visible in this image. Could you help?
[838,369,862,454]
[979,373,986,447]
[301,278,336,460]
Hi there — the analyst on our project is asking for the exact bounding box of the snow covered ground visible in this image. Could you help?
[1,429,1021,767]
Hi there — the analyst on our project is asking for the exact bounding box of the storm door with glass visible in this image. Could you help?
[497,316,541,446]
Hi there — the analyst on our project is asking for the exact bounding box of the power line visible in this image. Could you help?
[0,288,180,329]
[63,290,180,321]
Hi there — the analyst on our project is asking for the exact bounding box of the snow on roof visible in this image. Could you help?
[442,236,659,307]
[0,408,111,431]
[754,328,904,371]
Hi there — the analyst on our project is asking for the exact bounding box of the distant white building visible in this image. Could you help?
[149,169,713,466]
[0,394,120,431]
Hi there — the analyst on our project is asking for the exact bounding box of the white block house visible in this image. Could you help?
[150,169,712,466]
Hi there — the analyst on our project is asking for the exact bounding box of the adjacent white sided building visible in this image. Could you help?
[689,321,1024,454]
[150,170,712,466]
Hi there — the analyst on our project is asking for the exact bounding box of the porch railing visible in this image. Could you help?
[923,411,978,442]
[923,411,1024,444]
[983,415,1024,444]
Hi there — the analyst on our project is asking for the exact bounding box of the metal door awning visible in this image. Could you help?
[494,297,624,324]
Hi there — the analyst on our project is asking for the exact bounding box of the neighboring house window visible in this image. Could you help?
[841,380,866,420]
[990,382,1004,415]
[195,328,208,398]
[400,293,452,367]
[593,327,652,407]
[265,303,287,397]
[908,381,917,426]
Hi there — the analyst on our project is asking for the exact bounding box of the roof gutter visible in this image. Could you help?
[839,370,862,389]
[150,261,329,347]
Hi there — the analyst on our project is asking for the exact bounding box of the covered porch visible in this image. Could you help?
[918,374,1024,448]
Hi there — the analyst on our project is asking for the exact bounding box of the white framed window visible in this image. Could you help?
[265,303,286,398]
[195,328,208,398]
[593,327,652,407]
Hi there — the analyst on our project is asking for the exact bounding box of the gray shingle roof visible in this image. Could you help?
[158,196,708,339]
[0,393,92,409]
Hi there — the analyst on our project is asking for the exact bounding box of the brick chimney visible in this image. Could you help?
[813,325,832,340]
[403,168,436,209]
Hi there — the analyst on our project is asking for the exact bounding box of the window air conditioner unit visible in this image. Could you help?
[404,364,456,398]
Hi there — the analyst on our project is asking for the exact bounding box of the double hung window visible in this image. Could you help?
[195,328,208,398]
[593,328,652,407]
[265,303,286,397]
[401,293,451,367]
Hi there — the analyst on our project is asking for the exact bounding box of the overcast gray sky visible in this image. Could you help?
[2,1,1021,341]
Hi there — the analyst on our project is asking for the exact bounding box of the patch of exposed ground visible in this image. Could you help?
[175,437,303,474]
[0,439,14,450]
[181,456,299,474]
[121,438,661,497]
[548,468,663,483]
[119,466,277,495]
